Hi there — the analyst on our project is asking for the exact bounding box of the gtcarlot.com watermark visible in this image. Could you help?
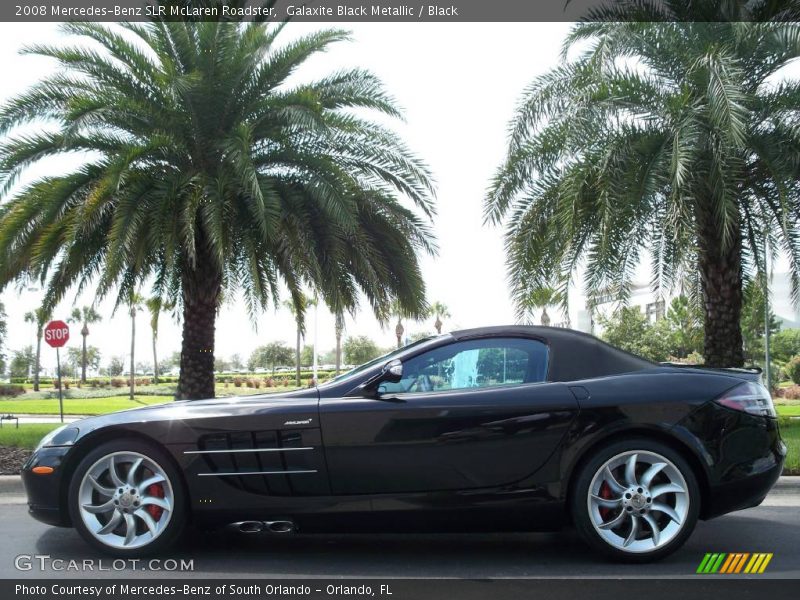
[15,554,194,572]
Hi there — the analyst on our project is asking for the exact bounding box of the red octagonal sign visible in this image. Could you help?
[44,320,70,348]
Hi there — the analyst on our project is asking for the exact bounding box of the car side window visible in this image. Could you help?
[381,337,549,395]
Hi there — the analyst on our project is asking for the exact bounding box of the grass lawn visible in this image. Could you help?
[0,423,62,449]
[0,385,303,415]
[776,404,800,417]
[780,418,800,475]
[0,396,173,415]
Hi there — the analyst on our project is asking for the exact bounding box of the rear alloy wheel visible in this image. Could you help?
[69,439,185,556]
[571,439,699,562]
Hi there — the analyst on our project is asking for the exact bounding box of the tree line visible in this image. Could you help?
[0,295,451,386]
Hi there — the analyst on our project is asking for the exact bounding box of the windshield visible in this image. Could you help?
[322,335,446,385]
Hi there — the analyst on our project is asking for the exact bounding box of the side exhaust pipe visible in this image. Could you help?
[230,520,296,534]
[265,520,295,533]
[235,521,265,534]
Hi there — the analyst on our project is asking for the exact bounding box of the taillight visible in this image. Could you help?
[715,381,776,417]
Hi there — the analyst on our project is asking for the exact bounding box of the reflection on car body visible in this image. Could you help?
[22,326,785,562]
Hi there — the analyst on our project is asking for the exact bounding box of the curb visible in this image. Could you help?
[771,475,800,492]
[8,414,88,418]
[0,475,23,495]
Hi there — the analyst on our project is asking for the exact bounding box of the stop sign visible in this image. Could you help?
[44,320,70,348]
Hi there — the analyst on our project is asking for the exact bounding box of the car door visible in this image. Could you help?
[319,336,580,494]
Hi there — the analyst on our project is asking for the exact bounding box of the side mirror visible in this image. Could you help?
[359,359,403,398]
[382,359,403,383]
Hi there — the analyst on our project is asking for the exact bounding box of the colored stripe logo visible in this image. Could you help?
[696,553,773,574]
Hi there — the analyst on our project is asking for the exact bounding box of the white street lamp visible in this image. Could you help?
[312,295,319,385]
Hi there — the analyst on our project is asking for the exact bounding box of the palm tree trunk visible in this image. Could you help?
[697,205,744,368]
[395,320,404,348]
[129,310,135,401]
[152,330,159,384]
[540,307,550,326]
[295,326,301,387]
[33,330,42,392]
[177,245,221,400]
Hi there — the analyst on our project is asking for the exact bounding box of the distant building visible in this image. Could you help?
[568,282,664,335]
[566,271,800,335]
[769,271,800,329]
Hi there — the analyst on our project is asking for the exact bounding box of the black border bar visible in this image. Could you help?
[4,578,800,600]
[4,0,800,23]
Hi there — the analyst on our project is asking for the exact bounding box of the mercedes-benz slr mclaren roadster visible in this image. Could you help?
[22,326,785,561]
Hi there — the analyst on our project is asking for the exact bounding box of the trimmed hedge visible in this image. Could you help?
[8,370,339,387]
[0,384,26,398]
[10,377,55,385]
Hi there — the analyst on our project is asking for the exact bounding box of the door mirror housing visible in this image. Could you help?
[383,359,403,383]
[359,359,403,398]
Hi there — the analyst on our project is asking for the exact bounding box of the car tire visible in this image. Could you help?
[570,437,700,563]
[68,437,186,557]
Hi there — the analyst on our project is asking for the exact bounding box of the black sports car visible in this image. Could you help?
[22,326,785,561]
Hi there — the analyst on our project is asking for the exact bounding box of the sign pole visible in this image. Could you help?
[44,319,70,422]
[56,346,64,423]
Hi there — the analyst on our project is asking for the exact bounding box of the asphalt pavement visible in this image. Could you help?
[0,481,797,579]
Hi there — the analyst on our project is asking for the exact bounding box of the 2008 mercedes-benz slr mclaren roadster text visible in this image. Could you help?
[22,326,786,561]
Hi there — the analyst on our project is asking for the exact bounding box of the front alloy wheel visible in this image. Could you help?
[78,452,174,549]
[69,439,185,556]
[572,439,699,562]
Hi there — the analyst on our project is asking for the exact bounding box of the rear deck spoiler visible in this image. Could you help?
[659,362,763,382]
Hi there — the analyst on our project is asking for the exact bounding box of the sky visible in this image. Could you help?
[0,22,574,373]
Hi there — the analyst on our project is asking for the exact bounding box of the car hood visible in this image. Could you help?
[68,388,321,444]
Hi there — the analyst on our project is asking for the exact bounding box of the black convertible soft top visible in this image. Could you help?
[450,325,654,382]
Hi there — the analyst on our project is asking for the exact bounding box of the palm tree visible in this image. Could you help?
[391,300,411,349]
[428,301,451,334]
[145,297,174,384]
[283,294,315,387]
[486,2,800,367]
[68,306,101,383]
[127,293,144,400]
[519,288,563,327]
[0,13,435,399]
[23,307,50,391]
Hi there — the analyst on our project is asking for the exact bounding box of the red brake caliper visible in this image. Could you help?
[599,481,613,521]
[145,483,165,521]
